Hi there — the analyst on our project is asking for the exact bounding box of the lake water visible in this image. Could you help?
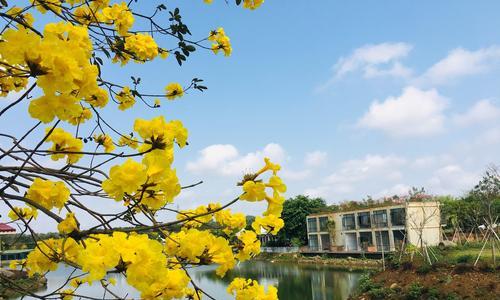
[28,261,362,300]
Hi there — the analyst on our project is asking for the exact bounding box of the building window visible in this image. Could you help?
[309,234,319,251]
[375,231,390,251]
[320,234,331,250]
[342,214,355,230]
[357,212,371,228]
[372,210,388,227]
[393,230,406,250]
[307,218,318,233]
[390,208,405,226]
[359,232,373,250]
[319,216,329,231]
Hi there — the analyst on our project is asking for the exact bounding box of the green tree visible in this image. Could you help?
[276,195,328,246]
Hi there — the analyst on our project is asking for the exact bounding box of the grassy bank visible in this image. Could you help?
[255,252,381,271]
[349,243,500,300]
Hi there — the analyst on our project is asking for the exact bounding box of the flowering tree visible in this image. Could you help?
[0,0,285,299]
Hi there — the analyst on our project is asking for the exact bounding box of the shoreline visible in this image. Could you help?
[254,252,382,271]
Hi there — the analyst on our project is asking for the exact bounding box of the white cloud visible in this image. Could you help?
[186,143,285,176]
[419,46,500,85]
[376,183,411,198]
[304,186,332,199]
[452,99,500,127]
[282,169,311,181]
[304,150,328,167]
[186,144,238,174]
[428,164,479,195]
[358,86,448,137]
[364,62,413,78]
[333,42,413,79]
[324,154,406,186]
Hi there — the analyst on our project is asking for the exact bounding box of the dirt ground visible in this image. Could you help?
[361,263,500,300]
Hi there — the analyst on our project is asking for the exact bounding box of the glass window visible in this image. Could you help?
[372,210,388,227]
[308,234,319,251]
[307,218,318,232]
[375,231,390,251]
[320,234,331,250]
[390,208,405,226]
[342,214,355,230]
[357,212,371,228]
[359,232,373,250]
[319,216,329,231]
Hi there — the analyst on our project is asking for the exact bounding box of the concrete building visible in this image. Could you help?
[305,201,441,252]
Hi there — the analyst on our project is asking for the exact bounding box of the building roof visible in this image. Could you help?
[0,223,16,233]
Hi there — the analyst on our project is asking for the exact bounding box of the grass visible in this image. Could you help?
[444,243,495,262]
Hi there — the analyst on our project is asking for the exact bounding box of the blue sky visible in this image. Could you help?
[2,1,500,230]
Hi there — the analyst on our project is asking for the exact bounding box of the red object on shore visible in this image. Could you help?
[0,223,15,233]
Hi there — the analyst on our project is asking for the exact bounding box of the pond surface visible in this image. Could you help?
[28,261,362,300]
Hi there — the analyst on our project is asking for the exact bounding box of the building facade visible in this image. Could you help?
[306,201,441,252]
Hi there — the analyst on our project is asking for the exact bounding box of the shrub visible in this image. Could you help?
[476,261,493,273]
[455,254,473,264]
[358,273,381,293]
[416,264,432,275]
[405,283,425,300]
[401,261,414,270]
[367,288,390,300]
[453,262,474,274]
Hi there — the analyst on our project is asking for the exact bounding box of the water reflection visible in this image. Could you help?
[194,261,362,300]
[26,261,361,300]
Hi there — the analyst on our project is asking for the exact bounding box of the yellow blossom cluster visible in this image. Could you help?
[165,229,236,276]
[45,128,84,164]
[8,206,38,221]
[93,133,115,153]
[26,233,192,299]
[116,86,136,110]
[4,1,278,299]
[204,0,265,10]
[239,158,286,235]
[118,135,139,149]
[209,28,232,56]
[26,178,70,210]
[0,21,108,123]
[124,34,159,62]
[227,277,278,300]
[102,2,135,36]
[57,212,79,234]
[165,82,184,100]
[101,118,183,209]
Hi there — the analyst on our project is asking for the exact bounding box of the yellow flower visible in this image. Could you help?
[258,157,281,175]
[102,2,134,36]
[26,178,70,210]
[57,212,79,234]
[165,83,184,100]
[227,278,278,300]
[94,133,115,153]
[8,206,38,221]
[240,181,266,201]
[31,0,62,14]
[125,34,159,61]
[45,128,84,164]
[243,0,264,10]
[118,135,139,149]
[102,159,147,201]
[116,86,136,110]
[68,107,92,126]
[133,116,188,150]
[236,230,261,261]
[252,215,284,235]
[211,35,232,56]
[215,209,246,234]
